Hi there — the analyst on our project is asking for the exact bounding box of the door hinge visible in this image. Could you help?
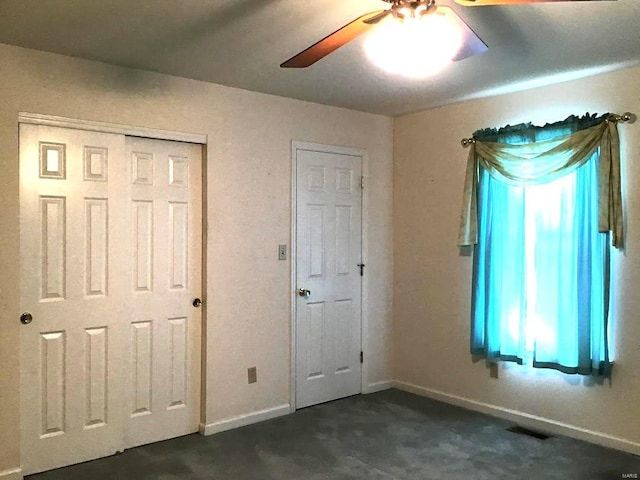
[360,176,365,189]
[360,351,363,364]
[357,263,365,276]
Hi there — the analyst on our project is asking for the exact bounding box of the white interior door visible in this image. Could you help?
[294,146,363,409]
[124,136,202,448]
[19,124,129,474]
[19,125,202,475]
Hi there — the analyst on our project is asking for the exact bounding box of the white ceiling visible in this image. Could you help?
[0,0,638,116]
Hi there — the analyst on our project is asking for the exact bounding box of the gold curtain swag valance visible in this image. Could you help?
[458,119,624,248]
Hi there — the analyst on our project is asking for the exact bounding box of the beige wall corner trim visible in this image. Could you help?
[394,381,640,456]
[200,404,290,436]
[363,380,393,394]
[0,468,22,480]
[18,112,207,144]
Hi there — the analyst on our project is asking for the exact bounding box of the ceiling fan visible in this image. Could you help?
[280,0,615,69]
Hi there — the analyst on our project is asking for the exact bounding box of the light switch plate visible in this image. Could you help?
[278,244,287,260]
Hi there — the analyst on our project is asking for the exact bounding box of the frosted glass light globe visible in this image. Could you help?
[364,14,463,78]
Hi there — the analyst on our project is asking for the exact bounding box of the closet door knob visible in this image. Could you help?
[298,288,311,298]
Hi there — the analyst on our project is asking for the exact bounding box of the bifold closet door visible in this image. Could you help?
[20,125,203,475]
[124,136,202,449]
[19,124,129,474]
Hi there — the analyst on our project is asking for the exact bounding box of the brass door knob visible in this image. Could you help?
[20,312,33,325]
[192,298,202,308]
[298,288,311,298]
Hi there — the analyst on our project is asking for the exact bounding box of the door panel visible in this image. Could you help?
[295,147,362,409]
[20,125,203,474]
[124,137,202,449]
[20,125,128,475]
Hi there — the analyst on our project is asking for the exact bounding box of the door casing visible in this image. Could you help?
[289,141,370,412]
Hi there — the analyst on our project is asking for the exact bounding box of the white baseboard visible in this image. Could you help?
[363,380,393,394]
[394,380,640,457]
[0,468,22,480]
[200,404,290,436]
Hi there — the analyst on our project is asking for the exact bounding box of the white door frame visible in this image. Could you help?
[17,112,209,466]
[289,141,370,412]
[18,113,207,144]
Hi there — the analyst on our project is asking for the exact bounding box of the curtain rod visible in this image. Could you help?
[460,112,636,148]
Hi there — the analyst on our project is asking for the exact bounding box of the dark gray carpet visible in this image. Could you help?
[28,389,640,480]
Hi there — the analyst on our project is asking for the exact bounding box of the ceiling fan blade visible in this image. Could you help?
[364,9,392,25]
[455,0,614,5]
[436,6,488,61]
[281,10,385,68]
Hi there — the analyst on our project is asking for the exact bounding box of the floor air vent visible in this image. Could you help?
[507,426,552,440]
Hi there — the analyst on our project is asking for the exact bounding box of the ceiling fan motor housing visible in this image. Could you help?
[392,0,438,21]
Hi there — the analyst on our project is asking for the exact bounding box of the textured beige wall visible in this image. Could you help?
[394,66,640,447]
[0,43,393,474]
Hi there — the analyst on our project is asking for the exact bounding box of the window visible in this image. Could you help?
[464,115,618,377]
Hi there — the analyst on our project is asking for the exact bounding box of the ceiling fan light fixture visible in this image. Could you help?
[395,0,437,21]
[364,13,463,78]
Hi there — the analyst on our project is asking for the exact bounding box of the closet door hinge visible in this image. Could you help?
[360,351,363,364]
[357,263,365,276]
[360,176,365,189]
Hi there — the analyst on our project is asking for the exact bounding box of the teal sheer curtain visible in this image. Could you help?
[470,115,611,376]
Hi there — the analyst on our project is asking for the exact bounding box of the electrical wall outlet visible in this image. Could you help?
[248,366,257,384]
[490,363,499,379]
